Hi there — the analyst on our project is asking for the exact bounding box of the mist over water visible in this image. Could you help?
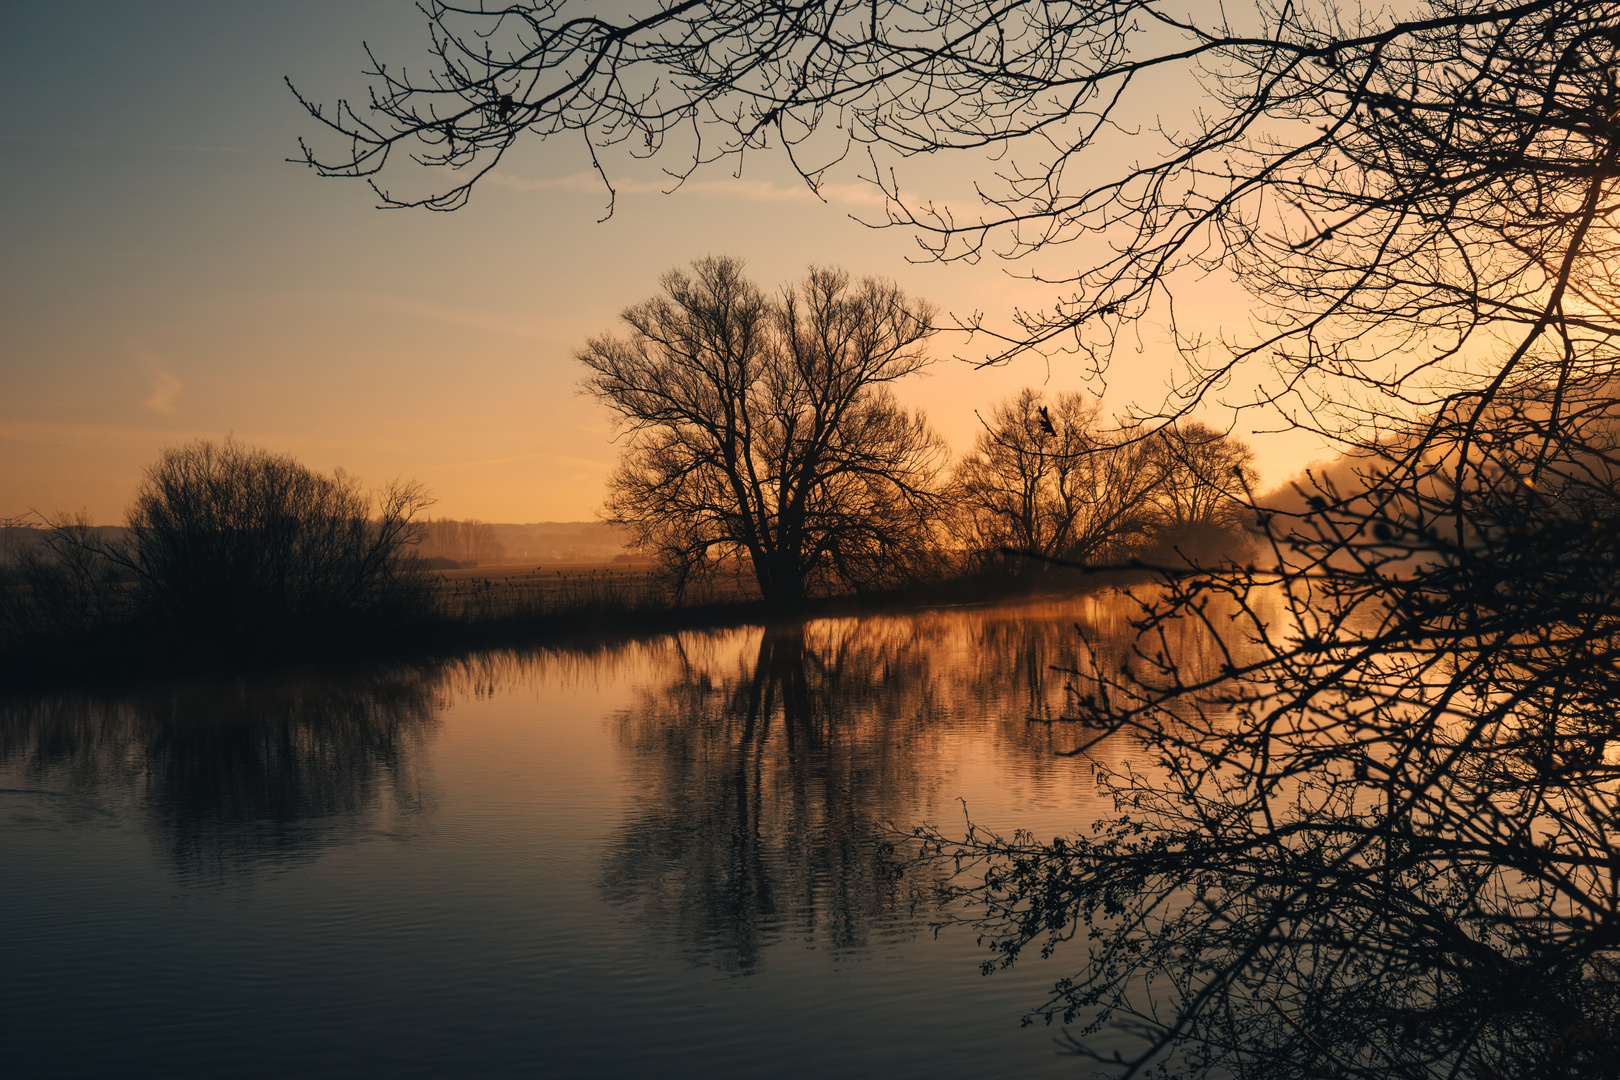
[0,593,1230,1079]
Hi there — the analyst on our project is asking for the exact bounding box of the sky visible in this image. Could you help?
[0,1,1333,525]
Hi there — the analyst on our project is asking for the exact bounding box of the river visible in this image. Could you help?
[0,593,1212,1079]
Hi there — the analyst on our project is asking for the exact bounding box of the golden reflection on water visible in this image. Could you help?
[0,589,1265,1076]
[0,588,1252,903]
[464,590,1253,971]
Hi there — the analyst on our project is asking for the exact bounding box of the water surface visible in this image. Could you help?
[1,595,1184,1078]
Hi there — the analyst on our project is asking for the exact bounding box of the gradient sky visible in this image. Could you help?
[1,1,1332,525]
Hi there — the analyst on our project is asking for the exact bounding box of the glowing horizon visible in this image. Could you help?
[1,2,1333,527]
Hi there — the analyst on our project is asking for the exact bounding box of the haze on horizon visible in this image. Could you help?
[0,1,1330,527]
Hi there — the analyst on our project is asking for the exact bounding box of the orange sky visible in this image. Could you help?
[1,2,1334,526]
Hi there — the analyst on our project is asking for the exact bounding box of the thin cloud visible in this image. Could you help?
[364,293,574,341]
[144,369,184,414]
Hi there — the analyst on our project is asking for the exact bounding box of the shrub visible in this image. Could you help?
[116,438,434,645]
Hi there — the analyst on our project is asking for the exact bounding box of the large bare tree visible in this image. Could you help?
[1145,421,1258,533]
[580,257,945,603]
[953,396,1259,566]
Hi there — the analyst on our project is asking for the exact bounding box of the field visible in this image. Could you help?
[428,560,759,623]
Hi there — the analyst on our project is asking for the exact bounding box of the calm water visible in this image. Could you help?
[0,595,1190,1078]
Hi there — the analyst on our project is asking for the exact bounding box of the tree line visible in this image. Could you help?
[417,517,503,568]
[584,256,1255,604]
[0,303,1251,674]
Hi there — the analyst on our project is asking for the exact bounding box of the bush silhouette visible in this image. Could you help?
[120,438,433,646]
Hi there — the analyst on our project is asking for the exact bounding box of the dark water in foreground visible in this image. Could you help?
[0,596,1178,1079]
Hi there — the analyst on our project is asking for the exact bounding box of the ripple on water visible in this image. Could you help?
[0,595,1196,1078]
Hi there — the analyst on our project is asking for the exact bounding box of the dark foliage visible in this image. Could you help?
[115,438,435,647]
[952,391,1258,570]
[0,439,434,672]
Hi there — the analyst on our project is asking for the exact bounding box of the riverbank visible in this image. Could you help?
[0,558,1149,690]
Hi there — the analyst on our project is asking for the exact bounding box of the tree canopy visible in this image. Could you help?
[581,257,945,602]
[119,438,433,641]
[952,392,1257,567]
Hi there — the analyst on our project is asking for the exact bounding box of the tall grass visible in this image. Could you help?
[429,564,759,628]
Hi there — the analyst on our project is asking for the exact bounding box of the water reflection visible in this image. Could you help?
[0,591,1208,929]
[600,623,935,972]
[597,594,1200,972]
[0,594,1292,1079]
[915,578,1620,1078]
[0,667,438,878]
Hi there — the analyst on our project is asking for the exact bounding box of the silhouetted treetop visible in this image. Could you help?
[117,438,433,645]
[950,393,1257,569]
[951,389,1159,566]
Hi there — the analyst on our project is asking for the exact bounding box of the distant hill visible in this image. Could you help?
[485,521,630,564]
[0,521,631,568]
[0,525,130,563]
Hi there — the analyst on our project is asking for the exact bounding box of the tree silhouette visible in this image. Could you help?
[952,395,1259,568]
[115,438,434,645]
[1144,422,1257,534]
[581,257,946,603]
[951,389,1162,567]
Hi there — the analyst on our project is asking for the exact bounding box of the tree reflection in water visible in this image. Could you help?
[597,595,1211,974]
[600,622,930,972]
[0,668,438,879]
[916,570,1620,1075]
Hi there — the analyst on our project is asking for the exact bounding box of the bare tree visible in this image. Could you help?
[0,513,131,658]
[952,389,1162,567]
[581,257,946,603]
[952,397,1259,568]
[1145,421,1258,533]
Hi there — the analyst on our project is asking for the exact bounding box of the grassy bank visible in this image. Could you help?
[0,550,1145,688]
